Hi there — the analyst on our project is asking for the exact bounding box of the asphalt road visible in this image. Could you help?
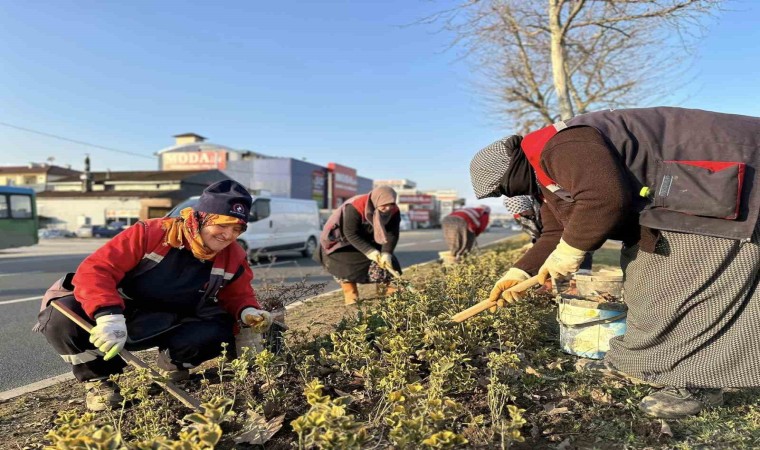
[0,228,515,392]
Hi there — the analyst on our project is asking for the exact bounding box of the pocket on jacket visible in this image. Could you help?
[651,160,745,220]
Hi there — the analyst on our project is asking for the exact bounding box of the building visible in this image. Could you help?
[157,133,373,209]
[37,169,229,231]
[0,163,81,192]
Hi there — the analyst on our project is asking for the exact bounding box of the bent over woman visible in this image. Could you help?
[315,186,402,305]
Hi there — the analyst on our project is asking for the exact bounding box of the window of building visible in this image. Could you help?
[10,195,32,218]
[23,175,37,185]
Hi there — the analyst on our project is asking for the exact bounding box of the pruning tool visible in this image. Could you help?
[450,274,543,322]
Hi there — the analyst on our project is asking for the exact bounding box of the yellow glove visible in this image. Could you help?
[537,238,587,284]
[379,252,394,271]
[488,267,530,311]
[366,249,382,264]
[241,307,273,333]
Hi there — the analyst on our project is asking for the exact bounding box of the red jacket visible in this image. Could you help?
[72,218,260,319]
[449,207,490,236]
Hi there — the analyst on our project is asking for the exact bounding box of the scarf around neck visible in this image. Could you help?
[161,207,246,261]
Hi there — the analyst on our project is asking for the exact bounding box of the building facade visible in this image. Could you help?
[0,164,81,192]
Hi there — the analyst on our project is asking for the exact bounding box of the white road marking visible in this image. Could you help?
[428,239,443,243]
[252,260,298,268]
[396,243,416,248]
[0,270,42,278]
[0,296,43,305]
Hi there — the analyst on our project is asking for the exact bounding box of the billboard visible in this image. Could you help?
[311,170,326,207]
[163,150,228,170]
[398,194,434,207]
[408,210,430,222]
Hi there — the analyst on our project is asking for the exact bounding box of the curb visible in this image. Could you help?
[0,373,75,402]
[0,233,522,401]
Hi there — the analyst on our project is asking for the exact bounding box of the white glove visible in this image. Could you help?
[379,252,394,271]
[537,238,587,283]
[89,314,128,361]
[366,249,382,264]
[488,268,530,310]
[240,307,273,333]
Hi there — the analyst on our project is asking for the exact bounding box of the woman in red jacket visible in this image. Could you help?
[35,180,272,411]
[441,205,490,260]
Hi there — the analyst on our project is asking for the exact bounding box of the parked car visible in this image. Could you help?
[38,228,75,239]
[166,195,321,261]
[75,224,94,238]
[399,213,412,231]
[92,222,126,238]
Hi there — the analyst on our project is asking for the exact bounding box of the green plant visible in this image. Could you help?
[290,379,371,450]
[384,382,467,449]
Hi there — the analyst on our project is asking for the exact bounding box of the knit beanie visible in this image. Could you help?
[196,180,252,221]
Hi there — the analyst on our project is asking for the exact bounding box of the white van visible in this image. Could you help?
[166,195,321,261]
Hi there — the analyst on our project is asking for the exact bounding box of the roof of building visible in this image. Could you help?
[52,170,211,183]
[173,132,207,139]
[156,142,240,155]
[0,165,81,176]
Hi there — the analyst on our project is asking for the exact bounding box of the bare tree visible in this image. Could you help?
[425,0,724,130]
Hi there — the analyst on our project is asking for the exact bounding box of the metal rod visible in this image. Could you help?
[51,300,203,411]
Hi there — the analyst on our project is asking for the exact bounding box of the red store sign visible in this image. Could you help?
[163,150,227,170]
[328,163,358,208]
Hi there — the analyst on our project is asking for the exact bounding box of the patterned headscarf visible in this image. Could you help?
[503,195,535,215]
[470,134,540,201]
[161,207,246,261]
[367,186,398,245]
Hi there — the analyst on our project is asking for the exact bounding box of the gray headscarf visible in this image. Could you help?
[367,186,398,245]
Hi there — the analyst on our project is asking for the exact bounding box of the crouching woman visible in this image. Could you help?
[34,180,272,411]
[315,186,403,305]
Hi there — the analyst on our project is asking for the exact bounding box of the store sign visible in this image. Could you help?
[398,194,434,206]
[328,163,357,207]
[163,150,227,170]
[408,210,430,222]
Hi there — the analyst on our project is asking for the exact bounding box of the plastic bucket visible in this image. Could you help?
[574,272,624,297]
[557,296,627,359]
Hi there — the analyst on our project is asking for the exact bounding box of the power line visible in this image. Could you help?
[0,121,155,160]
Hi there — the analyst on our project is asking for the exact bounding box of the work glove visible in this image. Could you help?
[379,252,394,272]
[488,267,531,311]
[240,307,273,333]
[366,249,382,264]
[89,314,128,361]
[537,238,587,284]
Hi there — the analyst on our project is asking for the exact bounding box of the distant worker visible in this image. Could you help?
[441,205,491,260]
[34,180,272,411]
[315,186,403,305]
[471,107,760,419]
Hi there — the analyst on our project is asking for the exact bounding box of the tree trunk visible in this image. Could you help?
[549,0,573,120]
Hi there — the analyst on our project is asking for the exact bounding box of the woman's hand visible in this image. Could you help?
[241,307,273,332]
[379,252,394,271]
[537,239,587,283]
[488,268,530,310]
[89,314,128,361]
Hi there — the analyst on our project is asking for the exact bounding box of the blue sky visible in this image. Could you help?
[1,0,758,209]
